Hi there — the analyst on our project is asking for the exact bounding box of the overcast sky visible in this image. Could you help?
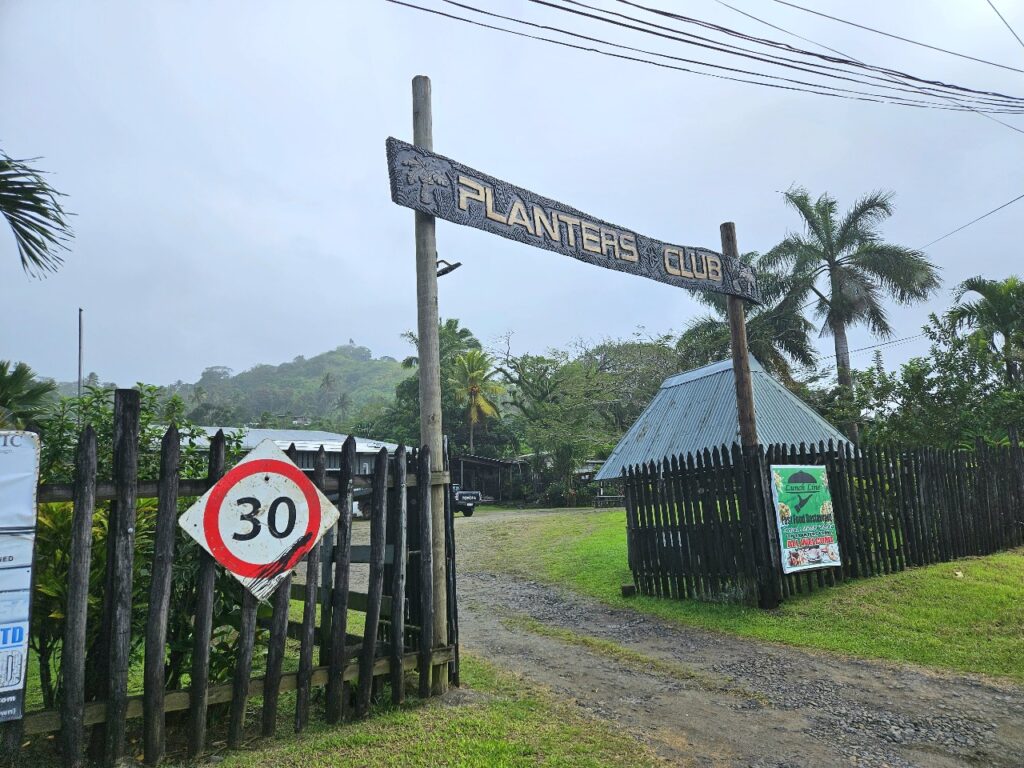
[3,0,1022,386]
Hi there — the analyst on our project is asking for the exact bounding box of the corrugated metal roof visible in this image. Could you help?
[595,356,847,481]
[194,427,401,455]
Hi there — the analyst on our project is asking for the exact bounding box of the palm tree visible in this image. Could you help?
[335,391,353,421]
[1,151,73,276]
[0,361,56,429]
[401,318,480,368]
[449,350,504,453]
[765,187,940,439]
[677,252,817,383]
[947,275,1024,445]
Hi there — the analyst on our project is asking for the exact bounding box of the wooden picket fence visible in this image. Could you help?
[623,440,1024,607]
[5,389,458,766]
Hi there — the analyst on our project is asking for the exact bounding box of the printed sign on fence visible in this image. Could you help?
[770,464,842,574]
[0,432,40,723]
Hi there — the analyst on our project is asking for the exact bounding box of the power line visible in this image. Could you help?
[919,191,1024,249]
[711,0,1024,136]
[603,0,1024,107]
[820,334,927,360]
[412,0,1024,114]
[985,0,1024,52]
[770,0,1024,73]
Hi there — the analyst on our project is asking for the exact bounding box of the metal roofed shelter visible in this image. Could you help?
[195,427,401,475]
[595,356,847,481]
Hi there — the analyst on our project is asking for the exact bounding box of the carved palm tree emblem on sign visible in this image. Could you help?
[401,153,451,205]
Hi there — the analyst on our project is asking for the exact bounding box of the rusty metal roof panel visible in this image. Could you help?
[595,356,846,481]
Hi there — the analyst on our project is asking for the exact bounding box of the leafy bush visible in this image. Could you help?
[32,385,251,709]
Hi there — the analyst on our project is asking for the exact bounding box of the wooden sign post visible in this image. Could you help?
[721,222,759,448]
[393,77,762,653]
[410,75,448,695]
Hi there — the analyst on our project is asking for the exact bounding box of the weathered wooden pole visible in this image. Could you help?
[721,222,759,448]
[412,74,448,694]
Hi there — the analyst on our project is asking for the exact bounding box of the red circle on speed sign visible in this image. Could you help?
[203,458,321,578]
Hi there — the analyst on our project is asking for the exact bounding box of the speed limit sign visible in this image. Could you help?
[179,439,340,601]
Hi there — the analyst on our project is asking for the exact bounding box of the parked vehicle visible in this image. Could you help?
[451,483,481,517]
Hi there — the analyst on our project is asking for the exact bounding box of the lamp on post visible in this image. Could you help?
[436,259,462,278]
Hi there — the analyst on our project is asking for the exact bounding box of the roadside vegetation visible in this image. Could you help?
[214,655,666,768]
[482,508,1024,683]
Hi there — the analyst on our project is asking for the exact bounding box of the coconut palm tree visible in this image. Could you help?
[947,275,1024,444]
[335,391,353,421]
[765,187,940,439]
[1,151,73,276]
[677,252,817,384]
[0,361,56,429]
[401,318,480,369]
[449,349,504,453]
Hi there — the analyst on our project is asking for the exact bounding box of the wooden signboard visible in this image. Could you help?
[386,137,760,302]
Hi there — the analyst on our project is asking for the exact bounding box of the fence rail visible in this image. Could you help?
[624,440,1024,607]
[7,389,458,767]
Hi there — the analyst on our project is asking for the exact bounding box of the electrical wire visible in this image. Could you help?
[546,0,1024,112]
[711,0,1024,136]
[770,0,1024,73]
[387,0,1007,111]
[409,0,1024,114]
[609,0,1024,104]
[820,334,927,360]
[918,191,1024,249]
[985,0,1024,52]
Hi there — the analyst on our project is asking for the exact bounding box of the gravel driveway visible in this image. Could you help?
[449,508,1024,768]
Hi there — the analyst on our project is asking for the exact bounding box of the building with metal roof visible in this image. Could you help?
[194,427,400,475]
[595,356,846,481]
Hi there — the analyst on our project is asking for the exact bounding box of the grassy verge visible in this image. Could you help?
[216,654,667,768]
[483,508,1024,683]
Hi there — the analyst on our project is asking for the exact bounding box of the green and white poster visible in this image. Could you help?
[770,464,841,574]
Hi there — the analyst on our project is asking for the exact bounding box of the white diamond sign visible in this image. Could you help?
[179,439,339,601]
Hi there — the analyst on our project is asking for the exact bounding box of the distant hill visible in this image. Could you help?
[59,343,410,428]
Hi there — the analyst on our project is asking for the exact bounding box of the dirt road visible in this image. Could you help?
[450,509,1024,768]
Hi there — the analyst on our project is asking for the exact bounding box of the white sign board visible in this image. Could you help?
[0,432,39,723]
[178,439,339,601]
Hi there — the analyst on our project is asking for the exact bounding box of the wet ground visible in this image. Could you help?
[348,508,1024,767]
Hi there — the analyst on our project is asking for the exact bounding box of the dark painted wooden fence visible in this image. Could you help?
[8,389,459,767]
[624,440,1024,607]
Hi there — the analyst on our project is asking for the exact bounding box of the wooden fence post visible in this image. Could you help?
[390,445,408,704]
[295,446,326,732]
[417,447,434,698]
[357,448,389,716]
[142,426,180,765]
[60,427,97,768]
[187,430,225,758]
[104,389,141,767]
[326,436,356,723]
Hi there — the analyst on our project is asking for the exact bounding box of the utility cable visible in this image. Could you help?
[426,1,1024,114]
[770,0,1023,73]
[388,0,1020,112]
[709,0,1024,136]
[610,0,1024,103]
[918,191,1024,249]
[985,0,1024,52]
[542,0,1024,111]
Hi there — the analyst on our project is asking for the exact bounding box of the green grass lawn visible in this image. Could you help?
[216,655,665,768]
[482,508,1024,683]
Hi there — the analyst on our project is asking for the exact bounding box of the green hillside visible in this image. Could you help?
[163,343,408,428]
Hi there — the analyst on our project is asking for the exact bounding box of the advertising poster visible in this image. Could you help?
[0,432,40,722]
[769,464,842,574]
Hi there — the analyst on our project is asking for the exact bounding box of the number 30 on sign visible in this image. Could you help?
[179,439,340,601]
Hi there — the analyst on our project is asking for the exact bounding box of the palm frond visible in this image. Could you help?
[0,153,73,277]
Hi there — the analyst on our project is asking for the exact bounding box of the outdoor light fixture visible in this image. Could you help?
[436,258,462,277]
